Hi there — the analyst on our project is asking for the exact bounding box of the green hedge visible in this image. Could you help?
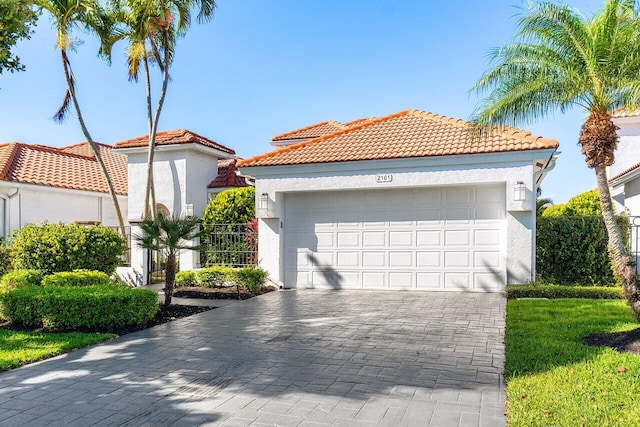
[233,266,268,294]
[0,285,158,330]
[506,284,624,300]
[0,269,42,293]
[175,266,267,294]
[536,216,629,286]
[41,270,112,287]
[10,223,128,275]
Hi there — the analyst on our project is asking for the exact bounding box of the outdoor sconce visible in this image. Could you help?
[514,181,527,202]
[259,193,269,211]
[184,203,194,217]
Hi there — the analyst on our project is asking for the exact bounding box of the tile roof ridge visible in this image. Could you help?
[610,161,640,182]
[24,143,101,161]
[60,141,114,150]
[0,142,19,180]
[271,120,345,141]
[239,110,414,167]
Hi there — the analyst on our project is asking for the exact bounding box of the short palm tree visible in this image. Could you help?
[136,213,205,308]
[35,0,127,237]
[102,0,216,220]
[472,0,640,317]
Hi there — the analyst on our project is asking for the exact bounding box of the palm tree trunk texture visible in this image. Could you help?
[61,50,127,238]
[595,166,640,318]
[164,253,176,309]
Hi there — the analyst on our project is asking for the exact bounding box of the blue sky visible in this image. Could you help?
[0,0,605,203]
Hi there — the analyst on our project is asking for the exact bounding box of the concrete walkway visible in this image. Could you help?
[0,290,506,426]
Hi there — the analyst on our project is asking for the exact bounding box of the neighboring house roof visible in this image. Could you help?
[239,109,559,168]
[610,161,640,182]
[612,108,640,118]
[0,142,128,195]
[113,129,235,154]
[208,158,249,188]
[271,120,347,142]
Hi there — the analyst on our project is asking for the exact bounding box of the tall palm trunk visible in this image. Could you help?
[595,166,640,317]
[60,50,127,238]
[142,30,171,220]
[164,253,176,308]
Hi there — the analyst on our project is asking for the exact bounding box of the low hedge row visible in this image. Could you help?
[0,269,42,293]
[0,284,158,330]
[506,284,624,300]
[176,265,267,294]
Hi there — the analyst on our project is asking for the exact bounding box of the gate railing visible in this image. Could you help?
[200,222,258,267]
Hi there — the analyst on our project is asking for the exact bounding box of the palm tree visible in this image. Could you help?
[472,0,640,318]
[136,213,205,308]
[103,0,216,220]
[34,0,127,237]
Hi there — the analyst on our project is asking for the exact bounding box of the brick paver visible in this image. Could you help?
[0,290,506,426]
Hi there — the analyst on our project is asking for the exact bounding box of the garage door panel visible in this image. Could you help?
[363,231,386,246]
[389,251,413,267]
[337,252,359,267]
[285,185,505,291]
[417,230,441,246]
[389,231,412,246]
[363,272,385,288]
[417,252,442,267]
[389,272,412,288]
[445,230,470,246]
[417,272,442,289]
[363,252,385,267]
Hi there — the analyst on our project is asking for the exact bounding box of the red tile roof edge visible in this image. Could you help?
[0,143,19,180]
[271,120,345,141]
[59,141,114,153]
[239,110,413,168]
[113,129,236,154]
[610,162,640,182]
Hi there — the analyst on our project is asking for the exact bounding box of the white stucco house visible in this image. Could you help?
[238,109,559,292]
[0,130,248,283]
[610,110,640,216]
[0,141,129,236]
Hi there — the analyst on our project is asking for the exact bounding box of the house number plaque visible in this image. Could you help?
[375,174,393,183]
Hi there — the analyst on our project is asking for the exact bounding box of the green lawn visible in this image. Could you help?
[507,299,640,426]
[0,329,115,372]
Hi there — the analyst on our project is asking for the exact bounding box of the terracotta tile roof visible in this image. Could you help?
[113,129,235,154]
[612,108,640,118]
[0,142,127,195]
[272,121,347,141]
[610,161,640,182]
[208,158,249,188]
[239,109,559,168]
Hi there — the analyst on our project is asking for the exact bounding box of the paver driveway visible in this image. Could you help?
[0,290,506,426]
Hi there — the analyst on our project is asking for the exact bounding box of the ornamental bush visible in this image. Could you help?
[536,216,629,285]
[506,284,623,299]
[541,190,602,217]
[0,269,42,293]
[11,223,127,275]
[197,265,235,287]
[233,266,267,294]
[0,284,158,330]
[203,187,255,225]
[41,270,113,287]
[175,270,198,287]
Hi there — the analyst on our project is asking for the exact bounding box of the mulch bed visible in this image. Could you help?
[173,285,273,300]
[583,327,640,355]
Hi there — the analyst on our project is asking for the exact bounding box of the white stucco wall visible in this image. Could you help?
[611,116,640,178]
[0,183,128,237]
[242,150,555,289]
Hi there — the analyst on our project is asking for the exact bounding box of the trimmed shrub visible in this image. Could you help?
[0,243,12,278]
[197,265,234,287]
[506,284,624,300]
[0,269,42,293]
[541,190,602,217]
[41,270,113,287]
[11,223,128,275]
[203,187,255,225]
[175,270,198,287]
[536,216,629,285]
[233,266,267,294]
[0,285,158,330]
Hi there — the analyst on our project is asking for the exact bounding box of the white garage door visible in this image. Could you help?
[284,185,506,291]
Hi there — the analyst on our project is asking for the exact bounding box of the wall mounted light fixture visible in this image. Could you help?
[259,193,269,211]
[514,181,527,202]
